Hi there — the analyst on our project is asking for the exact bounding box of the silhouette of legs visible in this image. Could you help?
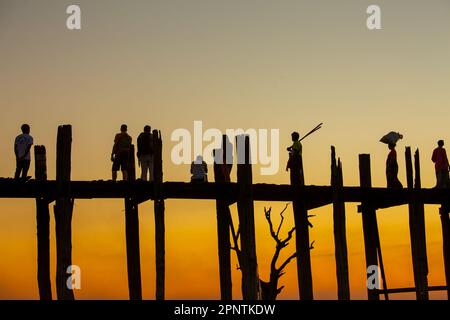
[112,151,129,181]
[14,160,30,180]
[139,155,153,181]
[436,170,450,188]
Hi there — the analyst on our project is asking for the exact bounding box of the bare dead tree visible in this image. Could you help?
[229,203,315,300]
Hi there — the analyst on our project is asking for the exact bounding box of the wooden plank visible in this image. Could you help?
[331,147,350,300]
[153,130,165,300]
[213,143,232,300]
[124,145,142,300]
[359,154,379,301]
[54,125,75,300]
[34,145,52,300]
[291,143,313,300]
[236,135,259,300]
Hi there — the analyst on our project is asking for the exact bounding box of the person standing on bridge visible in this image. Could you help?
[111,124,132,182]
[286,131,302,184]
[14,124,33,180]
[432,140,450,188]
[386,143,403,188]
[137,125,154,181]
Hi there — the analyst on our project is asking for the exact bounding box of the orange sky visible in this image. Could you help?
[0,0,449,299]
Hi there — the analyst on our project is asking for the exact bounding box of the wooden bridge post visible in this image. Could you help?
[124,144,142,300]
[54,125,75,300]
[439,205,450,299]
[236,135,259,300]
[153,130,165,300]
[34,145,52,300]
[213,138,232,300]
[405,147,429,300]
[331,146,349,300]
[291,144,313,300]
[358,154,379,301]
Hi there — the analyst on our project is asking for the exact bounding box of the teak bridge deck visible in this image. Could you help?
[0,125,449,301]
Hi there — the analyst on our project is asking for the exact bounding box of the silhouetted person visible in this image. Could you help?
[432,140,450,188]
[14,124,33,180]
[286,131,302,185]
[213,135,233,182]
[137,125,153,181]
[386,143,403,188]
[191,155,208,182]
[111,124,132,181]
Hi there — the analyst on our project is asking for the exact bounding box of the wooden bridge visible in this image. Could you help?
[0,125,449,300]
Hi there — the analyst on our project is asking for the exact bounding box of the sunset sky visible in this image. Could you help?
[0,0,449,299]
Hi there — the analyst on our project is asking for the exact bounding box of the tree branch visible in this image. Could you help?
[277,252,297,274]
[276,203,290,238]
[280,227,296,248]
[264,207,281,245]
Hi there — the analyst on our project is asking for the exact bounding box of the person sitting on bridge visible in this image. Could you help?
[14,124,33,180]
[111,124,132,182]
[386,143,403,188]
[432,140,450,188]
[191,155,208,183]
[137,125,153,181]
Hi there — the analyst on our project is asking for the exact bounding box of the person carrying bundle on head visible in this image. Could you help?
[386,142,403,188]
[379,130,403,188]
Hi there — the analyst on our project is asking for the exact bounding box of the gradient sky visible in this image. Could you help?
[0,0,449,299]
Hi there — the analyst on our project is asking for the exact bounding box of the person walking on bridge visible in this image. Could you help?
[386,143,403,188]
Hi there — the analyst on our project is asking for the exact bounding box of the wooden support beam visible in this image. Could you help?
[236,135,259,300]
[3,179,450,206]
[439,204,450,299]
[331,146,349,300]
[376,285,447,295]
[405,147,429,300]
[153,130,165,300]
[124,145,142,300]
[213,139,232,300]
[290,143,313,300]
[359,154,379,301]
[34,145,52,300]
[414,150,428,296]
[54,125,75,300]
